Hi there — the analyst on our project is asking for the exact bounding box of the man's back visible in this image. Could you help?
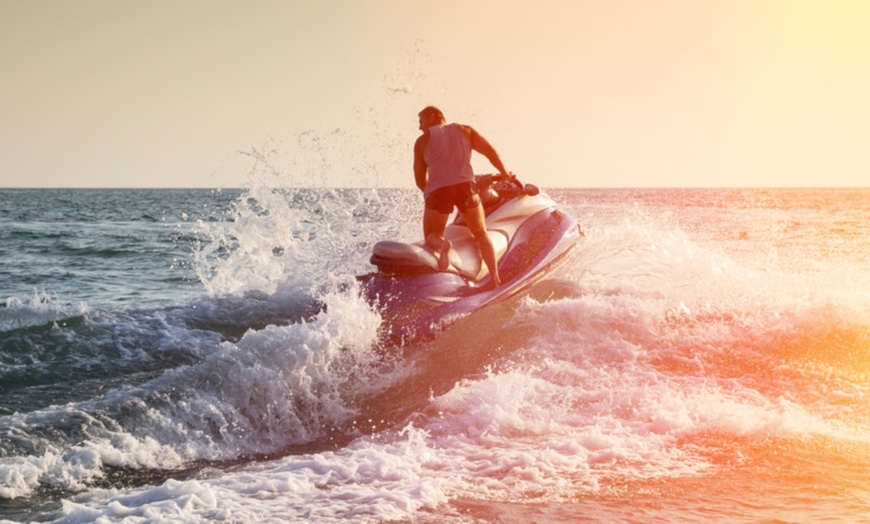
[423,123,475,198]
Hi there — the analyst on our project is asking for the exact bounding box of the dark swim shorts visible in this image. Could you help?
[425,182,481,214]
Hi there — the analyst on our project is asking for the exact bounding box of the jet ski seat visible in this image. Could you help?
[371,227,508,281]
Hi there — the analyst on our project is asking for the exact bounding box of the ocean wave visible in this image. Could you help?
[0,282,385,501]
[4,187,870,522]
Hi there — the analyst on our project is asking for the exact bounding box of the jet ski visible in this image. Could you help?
[358,175,583,344]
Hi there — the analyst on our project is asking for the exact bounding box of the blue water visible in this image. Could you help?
[1,186,869,522]
[0,188,237,309]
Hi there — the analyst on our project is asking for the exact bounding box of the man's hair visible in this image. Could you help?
[419,106,445,123]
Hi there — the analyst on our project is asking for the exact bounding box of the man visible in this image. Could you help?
[413,106,512,288]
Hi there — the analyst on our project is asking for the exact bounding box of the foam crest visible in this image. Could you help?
[422,368,702,499]
[122,282,384,453]
[0,289,88,332]
[56,479,218,523]
[52,425,449,522]
[0,408,183,499]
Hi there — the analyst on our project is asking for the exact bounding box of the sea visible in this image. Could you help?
[1,185,868,523]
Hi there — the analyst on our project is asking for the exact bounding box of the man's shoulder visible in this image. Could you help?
[414,132,429,153]
[454,123,474,136]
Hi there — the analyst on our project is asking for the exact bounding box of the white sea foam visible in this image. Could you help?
[192,159,417,299]
[0,289,88,332]
[0,408,183,499]
[50,425,451,523]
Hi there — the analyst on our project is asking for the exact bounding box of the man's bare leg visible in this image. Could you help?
[438,237,452,270]
[426,233,453,271]
[460,203,501,288]
[423,208,452,271]
[476,235,500,288]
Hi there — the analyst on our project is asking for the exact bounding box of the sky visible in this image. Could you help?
[1,0,868,188]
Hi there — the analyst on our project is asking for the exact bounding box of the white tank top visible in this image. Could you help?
[423,123,475,199]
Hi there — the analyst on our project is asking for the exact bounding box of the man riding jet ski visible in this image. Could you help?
[359,105,582,343]
[412,105,510,288]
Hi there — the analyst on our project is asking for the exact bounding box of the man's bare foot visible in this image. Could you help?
[437,238,452,271]
[481,277,501,291]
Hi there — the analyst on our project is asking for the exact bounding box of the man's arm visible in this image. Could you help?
[463,125,510,178]
[413,134,429,192]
